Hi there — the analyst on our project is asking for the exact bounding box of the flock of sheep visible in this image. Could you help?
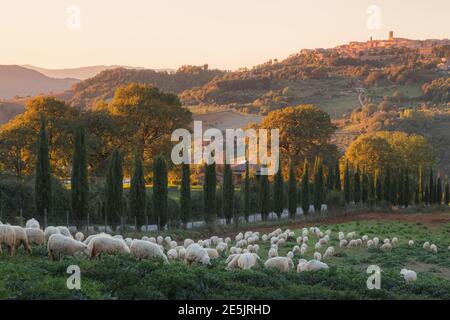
[1,218,449,284]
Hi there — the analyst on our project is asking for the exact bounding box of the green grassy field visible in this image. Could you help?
[1,218,450,300]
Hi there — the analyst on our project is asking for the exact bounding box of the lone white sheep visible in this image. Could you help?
[430,244,437,254]
[400,269,417,283]
[423,242,430,250]
[408,240,414,247]
[264,257,294,273]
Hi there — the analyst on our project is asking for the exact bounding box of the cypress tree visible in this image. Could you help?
[362,171,369,204]
[375,169,382,203]
[429,167,434,205]
[301,160,310,214]
[444,176,449,206]
[327,164,334,192]
[153,155,168,230]
[287,161,297,218]
[130,152,146,230]
[424,184,430,205]
[71,126,88,229]
[334,161,341,191]
[391,173,398,206]
[180,163,191,228]
[223,163,234,225]
[313,158,324,211]
[436,176,443,205]
[259,173,270,221]
[274,165,284,219]
[353,165,361,204]
[203,163,217,228]
[383,166,391,203]
[404,166,410,207]
[35,116,52,220]
[418,166,424,205]
[398,167,405,206]
[105,149,123,230]
[343,161,351,204]
[243,161,250,222]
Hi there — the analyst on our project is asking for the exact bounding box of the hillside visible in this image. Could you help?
[21,64,174,80]
[0,65,79,100]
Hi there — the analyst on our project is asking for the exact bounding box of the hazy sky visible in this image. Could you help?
[0,0,449,70]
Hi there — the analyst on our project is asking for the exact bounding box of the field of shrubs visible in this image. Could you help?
[1,217,450,300]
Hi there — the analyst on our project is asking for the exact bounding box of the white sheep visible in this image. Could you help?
[314,242,322,250]
[430,244,437,254]
[262,234,269,242]
[264,257,294,272]
[300,246,307,256]
[25,228,45,246]
[205,248,219,259]
[157,236,164,244]
[367,240,374,248]
[169,241,177,249]
[373,237,380,246]
[362,235,369,242]
[305,260,329,272]
[57,226,73,238]
[88,236,130,258]
[323,247,335,259]
[125,238,133,247]
[313,252,322,261]
[75,232,85,242]
[423,242,430,250]
[12,226,32,254]
[130,240,168,263]
[268,246,278,258]
[185,243,211,266]
[400,269,417,283]
[47,233,87,260]
[184,238,194,248]
[287,251,294,259]
[25,218,40,229]
[113,235,123,240]
[408,240,414,247]
[227,253,261,270]
[340,239,348,248]
[0,225,16,256]
[216,242,228,253]
[225,237,231,244]
[177,247,187,260]
[380,243,392,252]
[44,226,61,243]
[296,259,308,273]
[293,245,300,254]
[392,237,398,245]
[167,248,178,260]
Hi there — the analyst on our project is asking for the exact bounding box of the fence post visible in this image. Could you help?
[87,211,90,234]
[19,208,23,226]
[105,214,107,233]
[134,216,137,232]
[44,208,47,229]
[66,210,69,228]
[146,215,149,232]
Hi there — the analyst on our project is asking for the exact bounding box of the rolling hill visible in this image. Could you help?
[0,65,79,100]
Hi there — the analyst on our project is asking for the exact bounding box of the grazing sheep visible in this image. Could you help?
[25,218,40,229]
[423,242,430,250]
[313,252,322,261]
[305,260,329,272]
[356,239,363,246]
[225,237,231,244]
[362,235,369,242]
[430,244,438,254]
[47,233,87,260]
[157,236,164,244]
[169,241,177,249]
[408,240,415,247]
[268,246,278,258]
[340,239,348,248]
[184,238,194,248]
[264,257,294,273]
[227,253,261,270]
[167,248,178,260]
[383,238,390,245]
[338,232,345,241]
[148,237,156,243]
[287,251,294,259]
[373,237,380,246]
[185,244,211,266]
[113,235,123,240]
[300,246,307,256]
[392,237,398,245]
[296,260,308,273]
[25,228,45,246]
[400,269,417,283]
[347,239,358,248]
[125,238,133,247]
[44,226,61,243]
[235,233,244,241]
[302,236,309,243]
[205,248,220,259]
[367,240,374,248]
[380,243,392,252]
[293,245,300,254]
[323,247,335,259]
[216,242,228,253]
[314,242,322,250]
[130,240,168,263]
[318,238,327,245]
[57,226,73,238]
[88,236,130,258]
[75,232,85,242]
[12,226,32,254]
[0,225,16,256]
[262,234,269,242]
[177,247,187,260]
[83,233,111,246]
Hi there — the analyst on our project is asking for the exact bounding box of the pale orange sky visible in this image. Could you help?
[0,0,449,70]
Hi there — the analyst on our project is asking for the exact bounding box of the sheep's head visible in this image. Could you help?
[201,254,211,266]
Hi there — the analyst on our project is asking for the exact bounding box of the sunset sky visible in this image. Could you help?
[0,0,449,70]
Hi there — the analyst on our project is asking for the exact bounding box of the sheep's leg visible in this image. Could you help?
[8,245,15,257]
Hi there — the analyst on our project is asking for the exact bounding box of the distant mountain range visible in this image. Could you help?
[22,65,175,80]
[0,65,79,100]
